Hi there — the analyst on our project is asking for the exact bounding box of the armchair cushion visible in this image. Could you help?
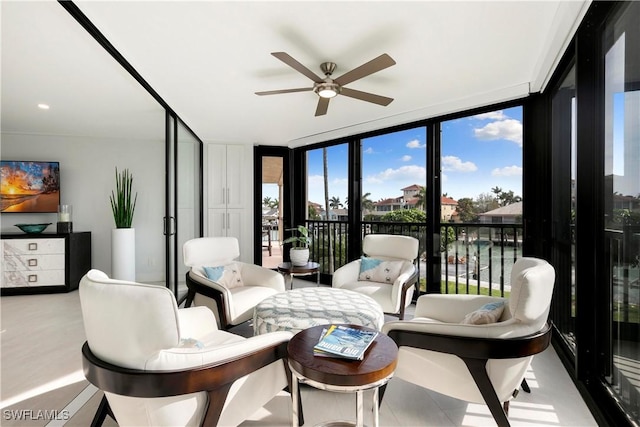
[461,300,505,325]
[358,257,404,284]
[203,263,244,289]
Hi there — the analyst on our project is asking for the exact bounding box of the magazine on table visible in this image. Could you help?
[313,325,378,360]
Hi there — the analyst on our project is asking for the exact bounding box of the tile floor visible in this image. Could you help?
[0,278,598,426]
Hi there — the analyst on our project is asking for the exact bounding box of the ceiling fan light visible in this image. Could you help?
[318,88,337,98]
[314,82,341,99]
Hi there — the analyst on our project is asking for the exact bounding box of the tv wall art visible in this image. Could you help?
[0,161,60,213]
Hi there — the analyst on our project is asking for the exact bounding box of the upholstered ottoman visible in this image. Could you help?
[253,287,385,335]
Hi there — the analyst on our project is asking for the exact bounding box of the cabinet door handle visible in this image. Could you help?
[227,188,230,204]
[28,259,38,267]
[28,243,38,251]
[222,187,226,204]
[28,274,38,283]
[227,213,230,230]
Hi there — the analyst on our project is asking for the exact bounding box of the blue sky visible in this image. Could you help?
[441,107,523,200]
[264,106,523,206]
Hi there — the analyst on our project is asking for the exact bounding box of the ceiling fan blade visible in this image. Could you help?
[334,53,396,86]
[340,87,394,106]
[255,87,312,96]
[271,52,322,82]
[315,97,330,116]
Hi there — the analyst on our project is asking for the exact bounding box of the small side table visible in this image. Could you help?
[287,324,398,427]
[277,261,320,290]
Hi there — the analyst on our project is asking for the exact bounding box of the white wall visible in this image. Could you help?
[1,133,165,282]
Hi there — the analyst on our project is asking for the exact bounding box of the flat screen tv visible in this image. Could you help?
[0,161,60,213]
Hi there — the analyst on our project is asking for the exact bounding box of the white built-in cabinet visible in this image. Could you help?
[206,144,252,261]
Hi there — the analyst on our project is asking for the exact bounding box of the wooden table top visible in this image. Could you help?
[287,324,398,387]
[277,261,320,274]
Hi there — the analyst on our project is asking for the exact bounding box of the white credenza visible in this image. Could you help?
[206,144,252,261]
[1,232,91,295]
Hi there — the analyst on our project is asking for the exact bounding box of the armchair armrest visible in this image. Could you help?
[382,322,551,361]
[177,306,219,337]
[146,331,293,370]
[82,333,293,427]
[240,263,286,291]
[332,260,361,288]
[187,270,230,295]
[414,294,505,322]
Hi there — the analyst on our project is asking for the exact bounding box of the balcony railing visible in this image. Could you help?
[305,219,523,297]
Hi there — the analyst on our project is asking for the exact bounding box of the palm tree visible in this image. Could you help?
[329,196,343,209]
[322,147,335,273]
[262,196,272,208]
[361,192,374,213]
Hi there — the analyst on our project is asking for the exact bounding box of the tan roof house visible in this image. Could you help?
[478,201,523,224]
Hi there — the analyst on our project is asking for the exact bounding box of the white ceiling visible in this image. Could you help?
[2,1,590,147]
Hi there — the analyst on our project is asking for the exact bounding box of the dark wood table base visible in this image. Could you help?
[277,262,320,289]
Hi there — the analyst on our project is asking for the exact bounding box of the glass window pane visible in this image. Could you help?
[551,64,577,353]
[441,107,523,297]
[306,143,349,273]
[603,2,640,417]
[362,127,427,223]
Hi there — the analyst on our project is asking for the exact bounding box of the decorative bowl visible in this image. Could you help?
[14,223,52,234]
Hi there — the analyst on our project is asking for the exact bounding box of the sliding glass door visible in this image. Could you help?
[165,116,202,298]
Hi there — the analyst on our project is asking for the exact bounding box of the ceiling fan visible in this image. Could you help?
[255,52,396,116]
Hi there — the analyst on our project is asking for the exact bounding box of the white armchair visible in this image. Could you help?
[381,257,555,427]
[332,234,419,319]
[183,237,285,329]
[79,269,298,427]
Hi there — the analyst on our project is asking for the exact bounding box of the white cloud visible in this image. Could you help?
[474,119,522,146]
[401,155,412,162]
[365,165,426,184]
[473,110,508,120]
[492,165,523,176]
[442,155,477,172]
[406,139,425,149]
[363,147,374,154]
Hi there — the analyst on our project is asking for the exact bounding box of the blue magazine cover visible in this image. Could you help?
[314,325,378,360]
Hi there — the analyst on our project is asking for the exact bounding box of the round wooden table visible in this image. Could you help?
[277,261,320,289]
[287,324,398,427]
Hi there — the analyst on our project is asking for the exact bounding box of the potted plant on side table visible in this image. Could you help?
[110,168,137,281]
[283,225,311,266]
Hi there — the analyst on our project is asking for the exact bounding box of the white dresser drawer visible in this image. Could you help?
[3,254,65,271]
[2,238,65,255]
[2,270,65,287]
[1,232,91,294]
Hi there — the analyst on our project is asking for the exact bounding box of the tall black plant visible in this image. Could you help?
[110,168,137,228]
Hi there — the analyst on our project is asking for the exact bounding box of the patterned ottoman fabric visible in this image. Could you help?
[253,287,385,335]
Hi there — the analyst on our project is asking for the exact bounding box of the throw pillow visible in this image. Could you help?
[461,301,505,325]
[358,257,404,284]
[203,263,244,289]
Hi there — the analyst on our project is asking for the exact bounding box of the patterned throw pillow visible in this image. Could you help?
[461,301,505,325]
[358,257,404,284]
[203,263,244,289]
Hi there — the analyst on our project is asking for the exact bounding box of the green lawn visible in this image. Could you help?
[418,278,509,298]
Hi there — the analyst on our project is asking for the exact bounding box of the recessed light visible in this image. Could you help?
[38,104,50,110]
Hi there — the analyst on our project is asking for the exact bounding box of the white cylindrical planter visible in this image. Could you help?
[112,228,136,281]
[290,248,309,266]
